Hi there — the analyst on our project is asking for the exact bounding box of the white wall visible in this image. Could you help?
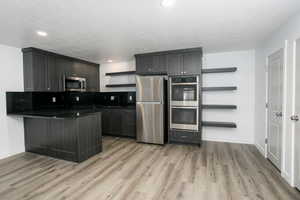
[100,60,136,92]
[202,50,255,144]
[254,12,300,186]
[0,44,24,159]
[254,46,268,156]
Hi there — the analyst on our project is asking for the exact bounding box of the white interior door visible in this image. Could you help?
[267,49,284,170]
[293,38,300,190]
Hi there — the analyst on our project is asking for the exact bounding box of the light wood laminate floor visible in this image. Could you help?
[0,137,299,200]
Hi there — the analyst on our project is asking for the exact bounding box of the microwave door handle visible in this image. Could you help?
[63,74,66,91]
[82,80,86,90]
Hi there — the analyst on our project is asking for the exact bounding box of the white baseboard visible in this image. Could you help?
[255,143,266,158]
[282,171,293,186]
[202,137,253,144]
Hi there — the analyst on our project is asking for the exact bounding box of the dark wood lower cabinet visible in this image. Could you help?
[169,130,201,146]
[121,109,136,137]
[24,113,102,162]
[101,108,136,138]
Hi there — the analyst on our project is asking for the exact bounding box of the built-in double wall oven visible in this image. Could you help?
[169,75,200,131]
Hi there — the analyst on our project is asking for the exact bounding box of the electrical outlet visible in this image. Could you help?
[76,96,80,102]
[52,97,56,103]
[129,95,133,101]
[110,96,115,101]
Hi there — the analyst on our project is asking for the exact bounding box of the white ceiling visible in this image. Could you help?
[0,0,299,63]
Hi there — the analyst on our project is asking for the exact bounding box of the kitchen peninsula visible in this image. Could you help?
[6,91,136,162]
[23,111,102,162]
[6,92,102,162]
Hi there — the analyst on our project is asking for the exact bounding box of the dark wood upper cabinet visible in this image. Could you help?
[167,53,182,76]
[182,51,202,75]
[22,48,100,92]
[135,48,202,76]
[168,51,202,75]
[153,54,167,74]
[135,54,167,75]
[55,56,71,91]
[84,63,100,92]
[47,54,61,92]
[23,51,48,91]
[136,55,154,74]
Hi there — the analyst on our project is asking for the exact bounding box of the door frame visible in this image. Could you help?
[266,48,285,171]
[292,38,299,187]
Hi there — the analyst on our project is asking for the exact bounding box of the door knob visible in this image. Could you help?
[291,115,299,121]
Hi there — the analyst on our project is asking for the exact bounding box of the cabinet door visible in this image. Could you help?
[77,114,102,162]
[48,119,78,160]
[110,110,122,135]
[102,110,110,135]
[24,118,48,154]
[167,53,182,75]
[56,57,73,90]
[58,57,75,77]
[32,52,48,91]
[68,61,86,78]
[23,52,34,91]
[121,109,136,138]
[136,55,154,75]
[102,109,122,136]
[47,55,60,91]
[153,54,167,74]
[182,51,202,75]
[85,64,100,92]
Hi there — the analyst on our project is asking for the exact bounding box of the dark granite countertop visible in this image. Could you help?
[95,105,136,110]
[8,109,102,119]
[7,105,135,119]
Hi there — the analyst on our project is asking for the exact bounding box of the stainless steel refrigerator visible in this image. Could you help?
[136,76,165,145]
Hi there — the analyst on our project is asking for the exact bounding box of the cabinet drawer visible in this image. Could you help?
[169,130,201,144]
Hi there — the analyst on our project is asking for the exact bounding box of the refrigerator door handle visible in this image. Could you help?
[136,102,163,105]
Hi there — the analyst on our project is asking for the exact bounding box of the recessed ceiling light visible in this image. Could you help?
[36,31,48,37]
[107,59,113,63]
[161,0,176,7]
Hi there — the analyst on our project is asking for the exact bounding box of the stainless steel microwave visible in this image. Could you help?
[64,76,87,92]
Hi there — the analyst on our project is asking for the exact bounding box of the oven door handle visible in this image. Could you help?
[171,83,198,86]
[171,106,198,109]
